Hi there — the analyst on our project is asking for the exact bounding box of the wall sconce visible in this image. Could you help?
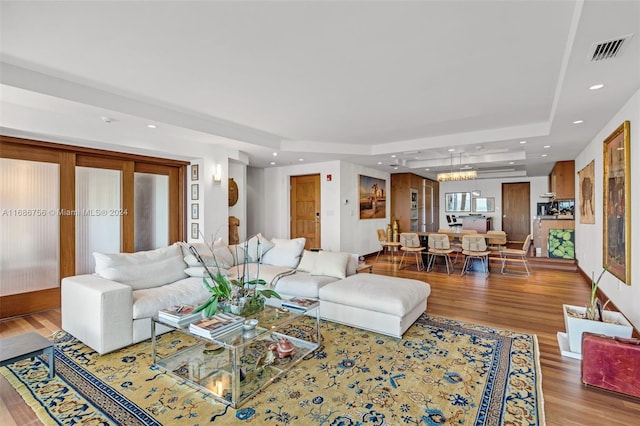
[213,164,222,183]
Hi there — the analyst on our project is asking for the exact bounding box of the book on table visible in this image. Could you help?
[158,304,202,327]
[189,313,245,338]
[281,297,319,312]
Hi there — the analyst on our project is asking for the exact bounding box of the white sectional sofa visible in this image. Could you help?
[62,235,430,355]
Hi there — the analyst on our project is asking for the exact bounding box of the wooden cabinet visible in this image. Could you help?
[532,218,575,257]
[391,173,439,233]
[550,160,575,199]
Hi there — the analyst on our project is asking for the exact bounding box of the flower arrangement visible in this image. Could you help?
[189,235,280,317]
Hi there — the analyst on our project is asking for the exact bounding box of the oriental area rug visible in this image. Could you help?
[1,314,545,425]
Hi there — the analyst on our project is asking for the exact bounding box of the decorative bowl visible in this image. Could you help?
[243,319,259,330]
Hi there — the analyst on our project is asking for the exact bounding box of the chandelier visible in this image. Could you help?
[436,152,477,182]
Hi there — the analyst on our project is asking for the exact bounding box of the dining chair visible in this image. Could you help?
[460,234,491,278]
[450,229,478,263]
[398,232,425,271]
[486,230,507,251]
[375,228,387,261]
[500,234,533,276]
[426,233,454,274]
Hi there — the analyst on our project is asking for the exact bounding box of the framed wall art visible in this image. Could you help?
[359,175,386,219]
[602,121,631,284]
[191,164,199,181]
[445,192,471,212]
[472,197,495,213]
[578,160,595,224]
[191,184,199,200]
[191,223,199,240]
[191,203,199,220]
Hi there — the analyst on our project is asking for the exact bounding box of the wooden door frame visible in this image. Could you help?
[0,136,187,319]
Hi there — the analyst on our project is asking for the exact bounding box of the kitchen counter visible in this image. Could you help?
[532,219,575,257]
[539,215,574,220]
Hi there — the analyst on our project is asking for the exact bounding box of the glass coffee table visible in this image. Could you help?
[151,304,320,408]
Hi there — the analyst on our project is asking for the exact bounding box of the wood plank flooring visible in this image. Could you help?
[1,257,639,425]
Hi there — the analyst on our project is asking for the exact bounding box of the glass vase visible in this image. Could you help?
[239,296,265,317]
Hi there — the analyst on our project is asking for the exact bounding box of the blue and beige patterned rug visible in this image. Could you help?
[1,314,544,425]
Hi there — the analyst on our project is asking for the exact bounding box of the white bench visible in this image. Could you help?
[318,274,430,338]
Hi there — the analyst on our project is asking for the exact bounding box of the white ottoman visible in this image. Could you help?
[318,274,430,338]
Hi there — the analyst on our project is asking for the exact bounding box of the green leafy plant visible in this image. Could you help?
[585,256,617,321]
[189,235,280,318]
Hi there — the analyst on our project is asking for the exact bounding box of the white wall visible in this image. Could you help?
[259,160,390,255]
[574,88,640,330]
[246,166,265,238]
[438,176,549,232]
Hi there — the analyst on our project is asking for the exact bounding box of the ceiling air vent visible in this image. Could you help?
[588,34,633,61]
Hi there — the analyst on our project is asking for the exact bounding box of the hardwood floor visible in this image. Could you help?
[1,257,639,425]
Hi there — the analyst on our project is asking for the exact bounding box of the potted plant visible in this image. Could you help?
[189,236,280,318]
[559,257,632,358]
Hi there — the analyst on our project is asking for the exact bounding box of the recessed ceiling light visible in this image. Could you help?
[519,140,527,144]
[541,154,548,157]
[544,145,551,148]
[272,152,278,156]
[377,161,383,165]
[298,158,304,162]
[447,148,455,152]
[509,162,515,165]
[589,84,605,90]
[391,154,397,158]
[270,161,276,165]
[425,168,430,171]
[100,116,114,123]
[573,120,584,124]
[147,124,157,129]
[393,166,398,170]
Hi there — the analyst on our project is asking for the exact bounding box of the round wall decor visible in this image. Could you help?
[228,178,239,206]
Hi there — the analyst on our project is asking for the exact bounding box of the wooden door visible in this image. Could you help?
[502,182,530,243]
[290,174,321,250]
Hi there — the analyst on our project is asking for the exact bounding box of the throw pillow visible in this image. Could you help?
[94,243,187,290]
[243,233,275,262]
[296,250,318,273]
[310,251,351,279]
[261,237,306,268]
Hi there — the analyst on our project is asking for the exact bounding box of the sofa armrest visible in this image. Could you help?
[61,274,133,355]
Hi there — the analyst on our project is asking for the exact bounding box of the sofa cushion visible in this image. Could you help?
[261,238,306,268]
[296,250,318,273]
[184,240,234,269]
[274,271,338,298]
[310,251,351,279]
[132,277,210,319]
[184,266,229,278]
[225,263,294,287]
[94,243,187,290]
[319,274,430,316]
[346,254,359,276]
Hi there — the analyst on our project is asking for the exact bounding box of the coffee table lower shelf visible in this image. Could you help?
[152,306,320,408]
[155,331,317,407]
